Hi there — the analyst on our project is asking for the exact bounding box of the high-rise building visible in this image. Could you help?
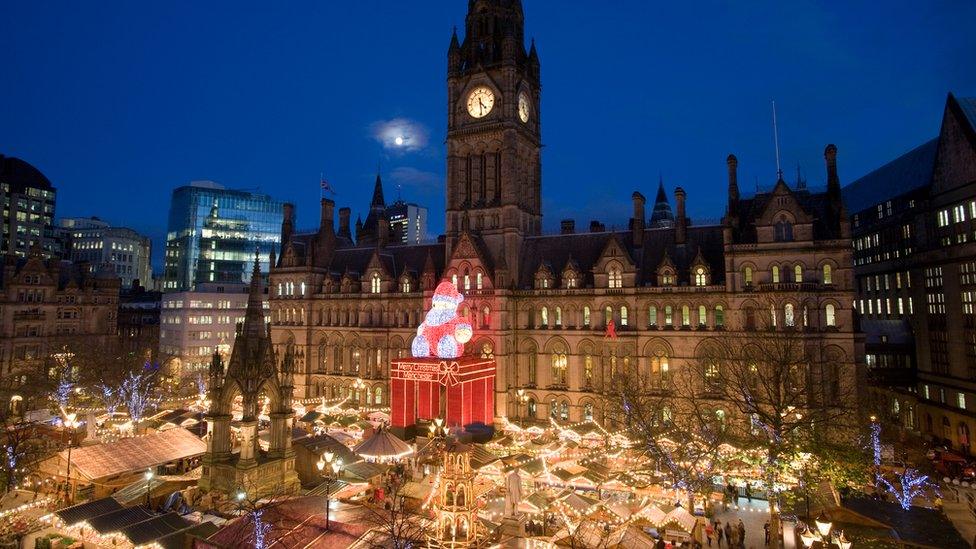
[844,93,976,452]
[267,0,861,435]
[0,155,58,258]
[162,181,288,291]
[388,199,428,244]
[158,282,257,377]
[58,217,153,289]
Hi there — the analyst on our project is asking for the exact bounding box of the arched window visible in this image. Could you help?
[300,281,306,295]
[374,386,383,405]
[476,272,483,290]
[649,305,658,327]
[583,403,594,421]
[650,353,670,390]
[695,267,707,286]
[802,305,809,327]
[549,398,559,419]
[583,354,593,386]
[583,306,591,326]
[772,266,780,284]
[555,306,562,327]
[665,305,673,327]
[464,273,471,291]
[770,304,778,327]
[620,306,628,326]
[370,273,381,294]
[794,264,803,283]
[318,342,328,373]
[715,409,727,430]
[605,305,613,326]
[482,306,490,329]
[451,274,458,289]
[401,278,411,293]
[565,274,577,289]
[715,305,725,327]
[704,361,720,388]
[540,306,549,327]
[823,264,833,285]
[784,303,795,327]
[551,349,568,385]
[608,266,623,289]
[743,266,753,286]
[825,304,836,327]
[698,305,707,327]
[681,305,690,327]
[527,398,537,418]
[277,283,283,297]
[775,217,794,242]
[560,401,569,421]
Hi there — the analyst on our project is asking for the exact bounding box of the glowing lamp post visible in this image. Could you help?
[317,451,342,530]
[806,513,852,548]
[428,417,449,440]
[236,490,246,516]
[516,389,529,427]
[62,413,80,504]
[144,468,154,507]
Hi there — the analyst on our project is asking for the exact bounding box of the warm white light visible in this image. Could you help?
[394,136,404,146]
[815,513,832,537]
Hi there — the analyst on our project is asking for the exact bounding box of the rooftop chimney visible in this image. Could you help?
[632,191,646,247]
[338,207,351,239]
[674,187,687,245]
[319,198,335,235]
[281,203,295,244]
[727,154,739,211]
[589,220,605,233]
[560,219,575,234]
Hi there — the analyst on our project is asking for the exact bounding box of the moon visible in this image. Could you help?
[394,136,404,146]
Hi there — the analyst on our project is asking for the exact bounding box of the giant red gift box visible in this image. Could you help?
[390,356,495,429]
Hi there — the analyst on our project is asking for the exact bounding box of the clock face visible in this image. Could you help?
[518,91,530,123]
[466,87,495,118]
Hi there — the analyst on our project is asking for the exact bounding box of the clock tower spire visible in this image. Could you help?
[445,0,541,285]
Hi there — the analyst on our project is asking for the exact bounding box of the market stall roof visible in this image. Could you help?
[606,523,656,549]
[557,491,599,514]
[660,506,697,533]
[523,491,554,513]
[634,504,666,525]
[55,497,123,527]
[64,427,205,481]
[352,427,412,461]
[88,506,155,534]
[121,511,193,546]
[469,445,498,469]
[344,460,387,482]
[299,411,324,423]
[293,433,360,465]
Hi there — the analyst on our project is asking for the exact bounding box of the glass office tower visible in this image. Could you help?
[163,181,287,291]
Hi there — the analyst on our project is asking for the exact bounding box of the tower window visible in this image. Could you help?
[608,267,622,289]
[370,273,381,294]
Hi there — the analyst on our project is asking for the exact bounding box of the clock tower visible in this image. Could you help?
[445,0,541,285]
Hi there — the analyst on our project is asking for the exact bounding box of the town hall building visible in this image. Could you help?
[267,0,862,430]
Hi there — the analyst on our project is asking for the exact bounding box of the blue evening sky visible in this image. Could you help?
[2,1,974,269]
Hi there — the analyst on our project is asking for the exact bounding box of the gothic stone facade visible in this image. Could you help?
[267,0,862,430]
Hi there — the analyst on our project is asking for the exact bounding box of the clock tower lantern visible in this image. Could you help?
[446,0,541,285]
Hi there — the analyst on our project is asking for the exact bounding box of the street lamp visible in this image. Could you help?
[317,451,342,531]
[144,468,154,507]
[516,389,528,428]
[810,513,853,548]
[236,490,246,516]
[61,413,80,504]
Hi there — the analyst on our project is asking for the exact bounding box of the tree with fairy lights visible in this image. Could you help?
[606,362,728,512]
[120,362,160,428]
[695,299,860,548]
[868,417,936,510]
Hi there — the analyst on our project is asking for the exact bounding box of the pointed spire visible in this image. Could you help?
[449,26,460,50]
[243,248,266,338]
[371,172,386,208]
[650,176,674,229]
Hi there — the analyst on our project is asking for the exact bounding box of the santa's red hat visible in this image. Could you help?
[433,280,464,305]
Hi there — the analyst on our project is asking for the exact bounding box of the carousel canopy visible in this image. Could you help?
[352,427,413,461]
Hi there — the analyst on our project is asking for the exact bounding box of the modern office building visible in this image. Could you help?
[58,217,153,289]
[844,93,976,451]
[162,181,288,291]
[118,283,162,361]
[0,154,59,258]
[158,282,265,378]
[388,198,428,244]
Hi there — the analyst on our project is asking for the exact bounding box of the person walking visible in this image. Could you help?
[724,522,732,547]
[763,521,770,545]
[716,521,725,547]
[745,483,752,502]
[737,519,746,548]
[705,522,714,547]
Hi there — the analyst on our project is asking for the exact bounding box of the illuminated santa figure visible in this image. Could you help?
[412,281,473,359]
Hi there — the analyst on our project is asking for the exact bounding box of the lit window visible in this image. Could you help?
[370,273,381,294]
[464,274,471,291]
[681,305,690,327]
[822,264,832,285]
[794,264,803,283]
[784,303,795,327]
[743,266,753,285]
[648,306,657,326]
[620,306,628,326]
[476,272,483,290]
[772,266,780,283]
[665,305,673,326]
[540,306,549,327]
[555,306,562,327]
[583,306,590,326]
[608,267,622,289]
[959,393,967,410]
[695,267,707,286]
[825,304,836,327]
[715,305,724,327]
